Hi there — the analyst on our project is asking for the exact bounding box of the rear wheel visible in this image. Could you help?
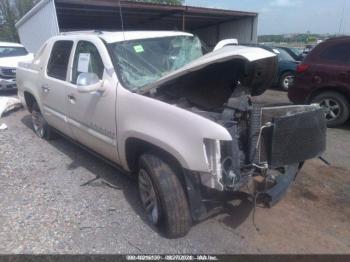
[311,92,350,127]
[280,72,295,91]
[31,102,56,140]
[138,153,192,238]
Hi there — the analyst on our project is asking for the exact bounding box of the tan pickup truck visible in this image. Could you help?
[17,31,326,238]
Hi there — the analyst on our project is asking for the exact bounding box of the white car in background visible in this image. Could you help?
[0,42,33,90]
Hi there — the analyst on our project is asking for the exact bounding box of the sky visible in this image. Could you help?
[186,0,350,35]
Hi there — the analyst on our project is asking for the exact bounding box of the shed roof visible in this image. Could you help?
[18,0,257,32]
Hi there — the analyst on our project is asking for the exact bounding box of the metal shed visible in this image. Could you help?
[16,0,258,53]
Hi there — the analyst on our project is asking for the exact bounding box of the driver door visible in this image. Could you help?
[66,39,119,163]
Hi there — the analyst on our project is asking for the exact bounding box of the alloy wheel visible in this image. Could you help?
[319,98,341,121]
[138,169,160,225]
[32,110,45,138]
[282,75,294,90]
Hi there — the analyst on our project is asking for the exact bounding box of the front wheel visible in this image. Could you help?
[138,153,192,238]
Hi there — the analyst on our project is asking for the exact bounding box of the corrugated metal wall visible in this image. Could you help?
[17,0,59,53]
[16,0,257,52]
[193,17,258,48]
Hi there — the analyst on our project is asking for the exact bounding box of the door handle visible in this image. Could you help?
[41,84,50,93]
[67,94,76,104]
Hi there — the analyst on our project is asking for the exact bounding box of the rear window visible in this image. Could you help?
[47,41,73,81]
[273,48,295,61]
[319,42,350,64]
[0,46,28,58]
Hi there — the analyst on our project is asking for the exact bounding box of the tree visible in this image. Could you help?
[0,0,17,42]
[0,0,39,42]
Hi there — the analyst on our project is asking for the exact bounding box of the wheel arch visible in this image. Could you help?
[23,91,38,113]
[125,137,186,179]
[280,69,295,79]
[307,86,350,104]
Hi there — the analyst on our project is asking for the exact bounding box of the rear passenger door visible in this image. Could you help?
[41,40,73,137]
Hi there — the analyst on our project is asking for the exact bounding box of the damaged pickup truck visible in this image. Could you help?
[16,31,326,238]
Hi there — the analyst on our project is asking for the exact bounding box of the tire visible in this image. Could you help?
[311,91,350,127]
[280,72,295,91]
[138,153,192,238]
[31,102,56,140]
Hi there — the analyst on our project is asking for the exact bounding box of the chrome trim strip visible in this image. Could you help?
[43,105,116,146]
[67,117,116,146]
[43,105,67,121]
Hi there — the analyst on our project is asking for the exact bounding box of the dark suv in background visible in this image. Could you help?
[288,37,350,127]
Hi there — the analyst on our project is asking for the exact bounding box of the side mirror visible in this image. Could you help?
[77,72,104,93]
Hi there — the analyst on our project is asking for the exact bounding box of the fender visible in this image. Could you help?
[116,86,232,173]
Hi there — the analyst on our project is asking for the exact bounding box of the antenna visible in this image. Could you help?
[119,0,126,40]
[338,0,346,34]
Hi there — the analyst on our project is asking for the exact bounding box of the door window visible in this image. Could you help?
[47,41,73,81]
[320,43,350,64]
[72,41,104,84]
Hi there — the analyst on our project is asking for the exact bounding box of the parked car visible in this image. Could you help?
[303,44,315,54]
[17,31,326,238]
[288,36,350,127]
[299,44,316,60]
[278,46,304,62]
[260,46,299,91]
[0,42,33,90]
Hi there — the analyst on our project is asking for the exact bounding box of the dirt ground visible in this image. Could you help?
[0,90,349,254]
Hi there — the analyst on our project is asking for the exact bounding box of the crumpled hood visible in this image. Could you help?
[143,45,277,96]
[0,54,34,68]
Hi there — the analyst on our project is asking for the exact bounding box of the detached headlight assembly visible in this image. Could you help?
[202,138,224,190]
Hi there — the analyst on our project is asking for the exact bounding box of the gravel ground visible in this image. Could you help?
[0,90,349,254]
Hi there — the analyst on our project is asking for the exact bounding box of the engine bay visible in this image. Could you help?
[151,82,326,199]
[145,53,326,204]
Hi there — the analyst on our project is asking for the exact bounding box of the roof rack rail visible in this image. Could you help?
[60,30,104,36]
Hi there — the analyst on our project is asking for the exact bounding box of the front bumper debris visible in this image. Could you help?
[183,104,327,221]
[258,164,299,207]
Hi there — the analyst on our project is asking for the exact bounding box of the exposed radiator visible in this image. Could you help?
[249,105,326,167]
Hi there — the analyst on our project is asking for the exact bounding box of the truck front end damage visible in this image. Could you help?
[202,100,326,205]
[144,45,327,220]
[183,100,326,221]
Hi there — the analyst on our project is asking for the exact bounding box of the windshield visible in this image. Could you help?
[108,36,203,91]
[0,46,28,58]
